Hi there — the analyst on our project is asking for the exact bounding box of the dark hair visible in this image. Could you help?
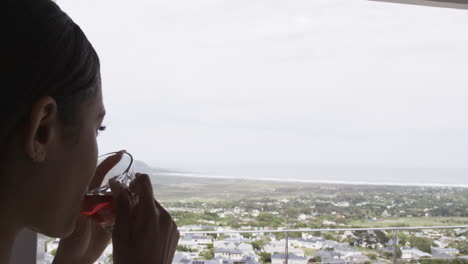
[0,0,101,145]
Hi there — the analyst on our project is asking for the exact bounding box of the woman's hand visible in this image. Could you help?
[110,173,180,264]
[53,151,124,264]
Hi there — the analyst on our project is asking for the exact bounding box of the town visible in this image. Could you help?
[44,176,468,264]
[44,223,468,264]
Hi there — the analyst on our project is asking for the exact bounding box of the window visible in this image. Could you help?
[19,0,468,263]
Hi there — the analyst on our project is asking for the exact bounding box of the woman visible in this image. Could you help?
[0,0,179,263]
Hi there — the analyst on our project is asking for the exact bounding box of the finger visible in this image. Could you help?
[153,197,178,259]
[166,222,180,261]
[153,198,173,226]
[89,151,125,189]
[129,178,137,193]
[136,173,157,215]
[133,174,158,230]
[165,227,180,264]
[170,231,180,262]
[110,179,132,241]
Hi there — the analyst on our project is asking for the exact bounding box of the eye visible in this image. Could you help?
[97,125,107,136]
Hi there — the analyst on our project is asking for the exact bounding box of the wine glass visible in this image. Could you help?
[81,151,136,231]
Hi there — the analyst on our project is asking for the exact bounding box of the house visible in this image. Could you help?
[455,229,468,236]
[178,225,216,232]
[183,234,213,245]
[271,253,308,264]
[322,240,339,249]
[214,248,244,260]
[221,237,252,243]
[298,214,308,221]
[333,246,361,258]
[215,231,249,240]
[378,246,396,257]
[178,240,208,252]
[433,239,450,248]
[213,240,256,257]
[214,241,252,251]
[438,237,455,247]
[314,251,333,260]
[431,247,459,256]
[401,248,432,259]
[263,241,305,257]
[178,234,213,251]
[426,232,443,239]
[321,258,346,264]
[387,238,399,246]
[173,252,192,264]
[188,252,201,259]
[431,253,456,259]
[330,252,345,259]
[228,255,262,264]
[173,255,225,264]
[289,238,325,249]
[212,242,258,261]
[381,210,391,217]
[288,248,306,257]
[346,254,370,263]
[333,202,350,207]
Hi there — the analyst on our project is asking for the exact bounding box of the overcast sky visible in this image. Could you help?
[59,0,468,170]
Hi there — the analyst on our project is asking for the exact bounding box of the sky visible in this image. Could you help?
[59,0,468,171]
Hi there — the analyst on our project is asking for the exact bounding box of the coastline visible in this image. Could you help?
[152,172,468,188]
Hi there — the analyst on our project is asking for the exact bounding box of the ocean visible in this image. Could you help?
[154,165,468,187]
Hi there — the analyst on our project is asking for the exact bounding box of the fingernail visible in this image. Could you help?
[109,179,122,197]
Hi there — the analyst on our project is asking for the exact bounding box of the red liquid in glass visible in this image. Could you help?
[81,193,116,227]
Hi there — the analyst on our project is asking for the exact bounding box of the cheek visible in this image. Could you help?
[70,128,99,189]
[84,135,99,185]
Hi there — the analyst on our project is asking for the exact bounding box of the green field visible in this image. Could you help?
[150,173,468,228]
[349,217,468,228]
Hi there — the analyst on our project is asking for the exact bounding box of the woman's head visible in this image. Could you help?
[1,0,105,237]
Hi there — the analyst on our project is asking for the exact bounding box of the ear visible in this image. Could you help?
[24,96,58,162]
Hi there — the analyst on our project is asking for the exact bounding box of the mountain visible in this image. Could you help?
[134,160,182,174]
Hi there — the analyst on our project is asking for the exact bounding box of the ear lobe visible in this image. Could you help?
[24,96,58,162]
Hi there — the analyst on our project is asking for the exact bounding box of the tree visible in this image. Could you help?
[177,245,192,252]
[449,240,468,254]
[409,236,433,253]
[420,259,468,264]
[256,212,283,228]
[259,252,272,263]
[398,232,409,246]
[107,253,113,264]
[200,248,215,260]
[382,248,402,259]
[251,241,263,251]
[375,230,389,244]
[242,233,253,239]
[323,232,337,241]
[275,232,301,240]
